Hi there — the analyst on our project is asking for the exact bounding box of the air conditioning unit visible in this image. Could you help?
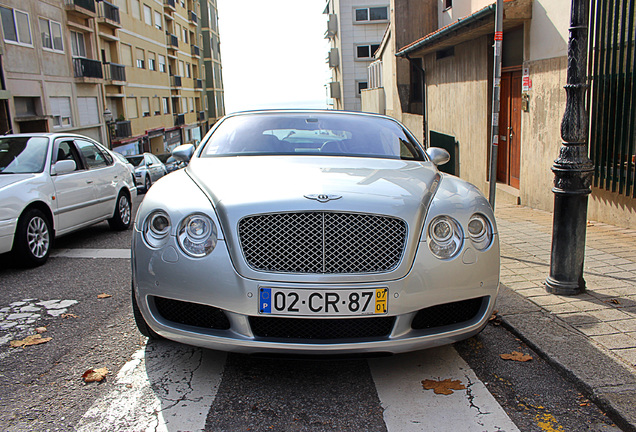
[329,82,341,99]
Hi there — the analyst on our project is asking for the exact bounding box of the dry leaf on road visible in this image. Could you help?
[10,334,52,348]
[97,293,112,299]
[35,327,47,334]
[500,351,533,362]
[422,378,466,395]
[61,313,79,319]
[82,367,109,383]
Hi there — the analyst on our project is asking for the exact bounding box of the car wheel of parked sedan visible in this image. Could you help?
[144,175,151,192]
[108,191,132,230]
[132,288,162,340]
[13,208,52,267]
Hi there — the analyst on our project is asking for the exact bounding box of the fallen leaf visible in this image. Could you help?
[82,367,109,383]
[35,327,47,334]
[10,334,52,348]
[61,313,79,319]
[97,293,112,299]
[500,351,533,362]
[489,310,499,321]
[587,221,595,227]
[607,299,620,305]
[422,378,466,395]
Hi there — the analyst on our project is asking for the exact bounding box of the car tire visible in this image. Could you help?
[132,288,162,340]
[108,191,132,231]
[13,208,52,267]
[144,175,151,192]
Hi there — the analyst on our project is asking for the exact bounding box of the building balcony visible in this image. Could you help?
[174,113,185,126]
[189,10,198,25]
[166,33,178,50]
[114,120,132,138]
[73,57,103,80]
[198,110,205,121]
[194,78,202,89]
[97,0,121,28]
[191,45,200,57]
[65,0,96,17]
[103,62,126,83]
[163,0,176,11]
[171,75,182,88]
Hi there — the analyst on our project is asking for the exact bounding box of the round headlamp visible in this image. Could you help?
[143,211,171,248]
[468,213,493,250]
[427,216,463,259]
[177,213,217,258]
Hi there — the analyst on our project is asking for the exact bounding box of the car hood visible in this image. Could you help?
[0,173,38,191]
[186,155,440,234]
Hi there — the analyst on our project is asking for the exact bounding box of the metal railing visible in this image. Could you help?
[198,110,205,121]
[103,62,126,82]
[73,57,103,79]
[189,10,198,24]
[589,0,636,197]
[114,120,131,138]
[66,0,96,13]
[174,113,185,126]
[194,78,202,89]
[166,33,178,48]
[171,75,182,87]
[191,45,200,57]
[98,0,120,24]
[164,0,175,9]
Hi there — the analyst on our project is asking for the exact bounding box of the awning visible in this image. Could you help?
[396,0,532,58]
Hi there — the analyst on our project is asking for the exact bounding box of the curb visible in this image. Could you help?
[496,284,636,432]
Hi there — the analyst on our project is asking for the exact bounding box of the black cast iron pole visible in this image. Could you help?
[545,0,595,295]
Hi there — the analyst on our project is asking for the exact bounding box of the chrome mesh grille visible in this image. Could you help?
[239,212,407,274]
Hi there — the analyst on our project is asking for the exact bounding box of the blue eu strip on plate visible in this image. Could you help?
[259,287,272,313]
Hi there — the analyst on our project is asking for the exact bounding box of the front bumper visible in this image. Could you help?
[132,228,500,354]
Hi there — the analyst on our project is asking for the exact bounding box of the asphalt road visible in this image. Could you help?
[0,194,622,431]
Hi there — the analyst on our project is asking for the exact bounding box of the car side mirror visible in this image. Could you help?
[426,147,451,166]
[53,160,76,175]
[172,144,195,163]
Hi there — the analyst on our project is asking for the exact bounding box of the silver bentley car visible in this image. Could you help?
[131,110,499,355]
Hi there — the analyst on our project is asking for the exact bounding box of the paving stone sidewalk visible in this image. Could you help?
[494,203,636,431]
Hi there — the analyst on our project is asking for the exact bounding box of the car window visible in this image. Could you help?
[75,139,109,169]
[54,140,84,171]
[200,113,425,161]
[126,155,144,167]
[0,136,49,174]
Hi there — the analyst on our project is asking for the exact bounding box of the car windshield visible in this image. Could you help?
[0,137,50,174]
[126,156,144,167]
[200,113,425,161]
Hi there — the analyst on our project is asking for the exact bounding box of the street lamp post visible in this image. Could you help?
[545,0,594,295]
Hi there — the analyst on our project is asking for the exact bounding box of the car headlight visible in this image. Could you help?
[143,211,171,248]
[427,215,463,259]
[467,213,493,250]
[177,213,217,258]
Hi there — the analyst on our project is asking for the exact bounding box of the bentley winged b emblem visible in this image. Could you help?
[304,194,342,203]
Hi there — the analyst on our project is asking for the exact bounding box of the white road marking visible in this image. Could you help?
[51,248,131,259]
[370,345,520,432]
[75,341,226,432]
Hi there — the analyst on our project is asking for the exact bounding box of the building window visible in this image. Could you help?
[188,97,194,112]
[356,44,380,60]
[178,60,185,77]
[153,97,161,115]
[1,6,32,46]
[115,0,128,14]
[121,43,133,67]
[148,51,156,71]
[50,97,72,128]
[132,0,141,19]
[127,97,138,119]
[143,4,152,25]
[77,97,99,126]
[182,26,188,43]
[154,10,162,30]
[162,97,170,114]
[70,31,86,57]
[141,97,150,117]
[357,81,368,95]
[186,62,191,78]
[136,48,145,69]
[444,0,452,10]
[39,18,63,52]
[354,6,388,23]
[158,54,166,72]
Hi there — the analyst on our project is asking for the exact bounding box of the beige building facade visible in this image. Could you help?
[362,0,636,229]
[0,0,224,156]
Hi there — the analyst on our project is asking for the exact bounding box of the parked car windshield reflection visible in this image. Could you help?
[0,137,49,174]
[200,112,425,161]
[126,155,145,167]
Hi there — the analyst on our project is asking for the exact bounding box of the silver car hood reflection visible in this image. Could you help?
[186,155,441,282]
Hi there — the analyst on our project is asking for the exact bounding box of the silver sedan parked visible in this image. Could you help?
[126,153,167,192]
[0,133,137,266]
[132,110,499,355]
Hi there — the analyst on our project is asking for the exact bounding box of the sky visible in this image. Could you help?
[216,0,331,114]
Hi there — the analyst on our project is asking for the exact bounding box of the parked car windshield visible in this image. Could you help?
[0,137,50,174]
[126,155,144,167]
[200,113,425,161]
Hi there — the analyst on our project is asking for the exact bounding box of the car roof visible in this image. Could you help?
[0,132,100,140]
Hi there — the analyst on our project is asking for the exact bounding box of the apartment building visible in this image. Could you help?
[200,0,223,120]
[0,0,224,155]
[324,0,389,111]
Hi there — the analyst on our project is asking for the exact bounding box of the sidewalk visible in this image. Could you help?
[494,203,636,431]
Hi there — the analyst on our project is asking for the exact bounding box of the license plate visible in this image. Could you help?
[258,287,388,317]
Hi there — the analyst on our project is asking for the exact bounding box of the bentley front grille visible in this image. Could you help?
[238,212,407,274]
